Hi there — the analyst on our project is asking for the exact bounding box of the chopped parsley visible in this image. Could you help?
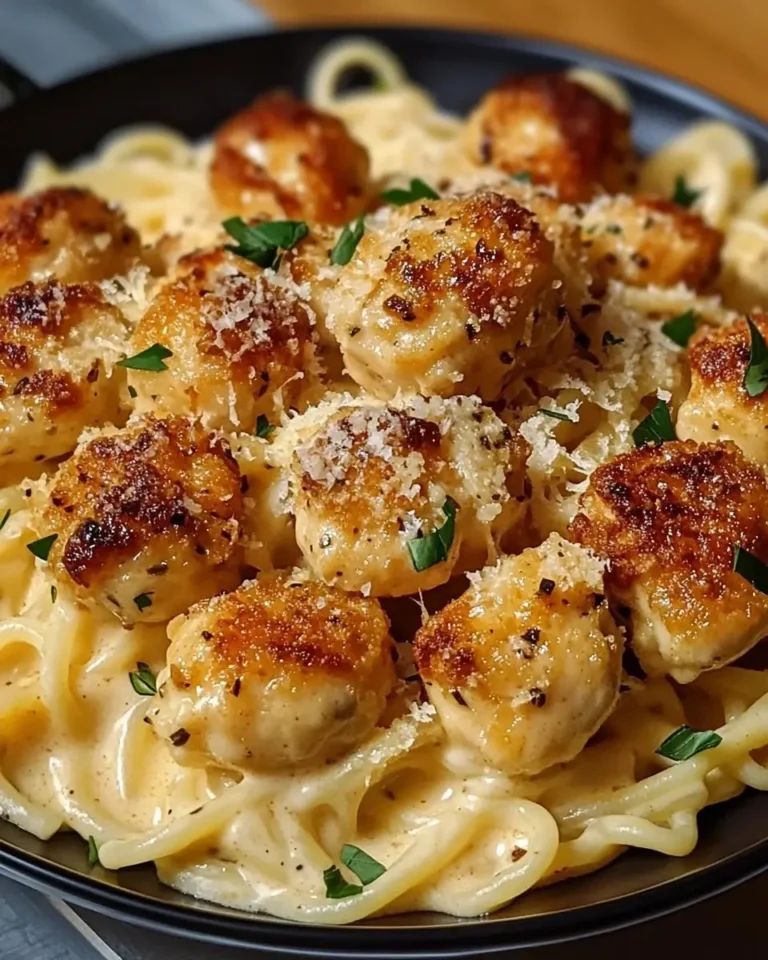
[129,661,157,697]
[127,385,138,399]
[26,534,57,562]
[330,215,365,265]
[732,544,768,595]
[323,844,386,899]
[743,318,768,398]
[381,178,439,205]
[87,835,100,866]
[510,171,532,183]
[661,310,697,348]
[632,399,676,448]
[223,216,308,268]
[407,499,457,572]
[0,509,10,532]
[133,592,153,612]
[118,344,173,372]
[50,585,57,604]
[602,331,625,347]
[671,174,703,209]
[656,725,722,761]
[605,223,623,235]
[255,414,275,439]
[538,408,574,422]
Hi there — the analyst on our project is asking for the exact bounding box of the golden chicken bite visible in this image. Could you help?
[329,191,566,401]
[570,440,768,682]
[677,315,768,463]
[413,535,622,776]
[462,74,637,202]
[151,574,396,771]
[579,195,723,292]
[0,280,128,471]
[0,187,142,295]
[282,394,529,597]
[210,91,370,225]
[44,416,244,625]
[128,248,318,432]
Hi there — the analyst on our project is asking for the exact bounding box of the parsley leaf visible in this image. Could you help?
[223,216,308,268]
[407,499,457,572]
[87,835,100,866]
[602,331,625,347]
[671,174,703,209]
[381,178,439,205]
[661,310,697,348]
[340,844,386,885]
[656,725,722,761]
[255,414,275,439]
[323,865,363,899]
[605,223,622,235]
[632,399,676,448]
[538,408,574,422]
[129,661,157,696]
[330,215,365,266]
[133,592,153,612]
[118,344,173,372]
[732,544,768,595]
[26,534,57,561]
[50,585,57,604]
[743,318,768,398]
[127,385,138,399]
[510,171,532,183]
[0,509,10,532]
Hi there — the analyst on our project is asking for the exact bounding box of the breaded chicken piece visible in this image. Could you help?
[329,191,566,401]
[44,416,244,624]
[151,574,396,771]
[210,91,370,225]
[0,280,128,470]
[677,315,768,464]
[462,74,637,202]
[0,187,142,295]
[413,534,622,776]
[128,247,318,432]
[571,440,768,682]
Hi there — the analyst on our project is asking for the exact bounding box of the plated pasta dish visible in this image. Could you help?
[5,36,768,925]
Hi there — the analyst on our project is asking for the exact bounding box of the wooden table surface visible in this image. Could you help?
[258,0,768,120]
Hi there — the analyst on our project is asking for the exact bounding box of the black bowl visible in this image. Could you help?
[0,25,767,957]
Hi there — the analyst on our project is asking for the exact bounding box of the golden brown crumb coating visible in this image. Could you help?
[0,187,142,295]
[413,534,621,776]
[579,195,723,292]
[128,247,317,432]
[329,191,566,401]
[151,574,396,771]
[462,74,637,202]
[677,314,768,464]
[210,91,370,225]
[44,416,244,624]
[570,440,768,681]
[0,280,128,470]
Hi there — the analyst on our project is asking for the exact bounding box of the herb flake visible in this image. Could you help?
[602,331,624,347]
[743,318,768,398]
[133,592,153,612]
[0,509,10,532]
[733,544,768,594]
[407,500,457,572]
[510,171,532,183]
[656,725,722,761]
[661,310,697,348]
[118,344,173,372]
[26,534,57,562]
[223,216,308,268]
[671,174,703,209]
[632,399,676,448]
[323,865,363,899]
[538,408,574,422]
[330,215,365,266]
[50,585,57,604]
[255,414,275,439]
[87,835,100,866]
[129,661,157,696]
[381,178,439,206]
[340,844,386,885]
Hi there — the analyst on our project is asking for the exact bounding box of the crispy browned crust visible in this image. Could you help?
[210,91,370,225]
[176,577,394,686]
[46,417,243,587]
[689,314,768,398]
[465,74,636,201]
[0,187,142,289]
[381,192,554,329]
[570,440,768,592]
[0,280,119,412]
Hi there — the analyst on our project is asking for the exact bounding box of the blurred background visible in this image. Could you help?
[0,0,764,116]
